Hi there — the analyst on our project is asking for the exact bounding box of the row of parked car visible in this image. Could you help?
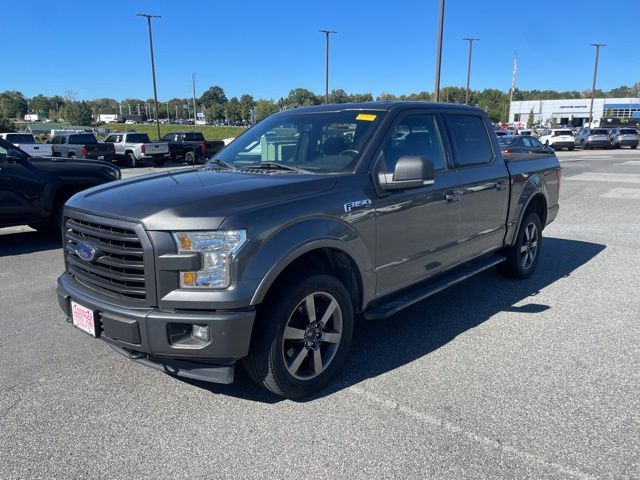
[495,127,639,151]
[0,131,226,167]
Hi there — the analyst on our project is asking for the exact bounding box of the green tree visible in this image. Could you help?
[254,99,279,121]
[200,86,227,107]
[0,115,16,132]
[376,92,398,101]
[527,108,534,128]
[63,101,93,125]
[348,92,374,103]
[30,94,52,115]
[0,91,28,118]
[225,97,242,123]
[206,103,226,123]
[286,88,320,107]
[328,89,349,103]
[239,94,254,121]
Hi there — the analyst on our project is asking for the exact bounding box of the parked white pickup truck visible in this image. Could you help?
[0,133,53,157]
[103,132,170,167]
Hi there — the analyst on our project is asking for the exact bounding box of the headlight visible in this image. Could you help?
[172,230,247,289]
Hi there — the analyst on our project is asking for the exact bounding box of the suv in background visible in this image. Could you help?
[575,128,612,149]
[50,133,116,161]
[538,129,575,151]
[608,128,639,149]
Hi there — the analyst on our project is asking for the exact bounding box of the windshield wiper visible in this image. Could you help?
[205,158,236,170]
[247,162,310,173]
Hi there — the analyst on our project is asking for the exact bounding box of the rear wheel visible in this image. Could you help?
[568,146,574,151]
[185,151,195,165]
[243,273,354,399]
[498,212,542,279]
[125,152,136,168]
[632,145,638,150]
[68,153,76,158]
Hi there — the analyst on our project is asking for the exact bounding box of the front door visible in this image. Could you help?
[373,112,461,297]
[0,147,47,227]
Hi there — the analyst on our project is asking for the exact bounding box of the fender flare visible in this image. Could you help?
[246,219,373,308]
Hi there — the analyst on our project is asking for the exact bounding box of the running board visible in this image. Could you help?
[364,255,506,320]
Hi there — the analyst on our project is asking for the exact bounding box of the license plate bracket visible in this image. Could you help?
[71,301,98,337]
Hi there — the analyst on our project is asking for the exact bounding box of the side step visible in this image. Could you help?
[364,255,506,320]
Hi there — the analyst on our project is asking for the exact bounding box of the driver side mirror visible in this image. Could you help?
[378,156,435,191]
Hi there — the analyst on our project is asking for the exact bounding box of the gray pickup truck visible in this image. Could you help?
[57,102,560,398]
[51,132,116,162]
[103,132,170,167]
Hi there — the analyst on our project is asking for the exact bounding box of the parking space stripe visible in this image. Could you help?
[349,386,596,479]
[601,188,640,199]
[565,173,640,184]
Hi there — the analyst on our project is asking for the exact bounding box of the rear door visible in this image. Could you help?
[373,110,461,296]
[442,112,510,260]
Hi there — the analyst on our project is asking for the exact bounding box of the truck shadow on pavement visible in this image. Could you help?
[185,236,606,403]
[0,230,61,257]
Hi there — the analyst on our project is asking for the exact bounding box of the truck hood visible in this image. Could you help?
[66,168,338,230]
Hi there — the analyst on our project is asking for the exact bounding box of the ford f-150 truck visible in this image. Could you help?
[0,137,120,235]
[161,132,225,164]
[103,132,170,167]
[50,132,116,162]
[57,103,560,398]
[0,132,53,157]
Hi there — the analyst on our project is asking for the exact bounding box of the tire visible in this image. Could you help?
[568,146,574,151]
[68,153,76,158]
[243,273,354,399]
[632,145,637,150]
[498,212,543,279]
[125,152,136,168]
[185,151,195,165]
[28,202,64,241]
[153,158,166,167]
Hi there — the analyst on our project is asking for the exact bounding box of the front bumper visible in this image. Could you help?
[57,272,255,384]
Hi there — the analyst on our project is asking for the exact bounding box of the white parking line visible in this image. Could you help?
[601,188,640,199]
[565,173,640,184]
[614,161,640,166]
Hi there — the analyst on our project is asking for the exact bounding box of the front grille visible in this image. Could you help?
[64,217,147,302]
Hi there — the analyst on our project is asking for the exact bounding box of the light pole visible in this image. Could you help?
[463,37,479,104]
[434,0,445,102]
[319,29,336,104]
[137,13,161,140]
[588,43,605,127]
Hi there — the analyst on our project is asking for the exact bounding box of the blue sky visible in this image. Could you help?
[5,0,639,101]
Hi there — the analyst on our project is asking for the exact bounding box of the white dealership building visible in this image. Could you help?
[509,97,640,127]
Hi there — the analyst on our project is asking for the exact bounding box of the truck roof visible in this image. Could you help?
[288,101,483,114]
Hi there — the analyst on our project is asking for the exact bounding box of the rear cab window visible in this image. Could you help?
[126,133,151,143]
[443,114,494,168]
[69,134,98,144]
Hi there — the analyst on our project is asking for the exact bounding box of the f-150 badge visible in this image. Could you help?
[344,199,372,212]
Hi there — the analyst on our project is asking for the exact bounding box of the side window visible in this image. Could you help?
[380,114,446,172]
[162,133,173,141]
[521,137,533,148]
[104,135,115,143]
[59,136,66,144]
[530,138,543,148]
[443,114,494,168]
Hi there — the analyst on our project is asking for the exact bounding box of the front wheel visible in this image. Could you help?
[244,273,354,399]
[498,212,542,279]
[185,151,195,165]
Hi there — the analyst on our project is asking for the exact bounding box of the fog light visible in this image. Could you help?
[191,324,210,342]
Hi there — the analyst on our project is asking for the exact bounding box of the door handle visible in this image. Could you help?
[495,180,507,191]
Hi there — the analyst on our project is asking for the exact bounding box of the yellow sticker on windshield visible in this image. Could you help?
[356,113,377,122]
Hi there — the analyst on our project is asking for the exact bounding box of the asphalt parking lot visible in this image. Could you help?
[1,148,638,479]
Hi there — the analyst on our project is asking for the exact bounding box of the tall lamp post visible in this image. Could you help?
[588,43,605,127]
[463,37,479,104]
[434,0,445,102]
[137,13,161,140]
[319,29,336,104]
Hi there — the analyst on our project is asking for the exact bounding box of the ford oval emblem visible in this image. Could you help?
[76,242,96,262]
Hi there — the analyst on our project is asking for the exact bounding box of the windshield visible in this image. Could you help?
[127,133,151,143]
[5,134,36,144]
[497,136,516,145]
[619,129,636,134]
[591,129,609,135]
[69,134,98,144]
[213,110,384,173]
